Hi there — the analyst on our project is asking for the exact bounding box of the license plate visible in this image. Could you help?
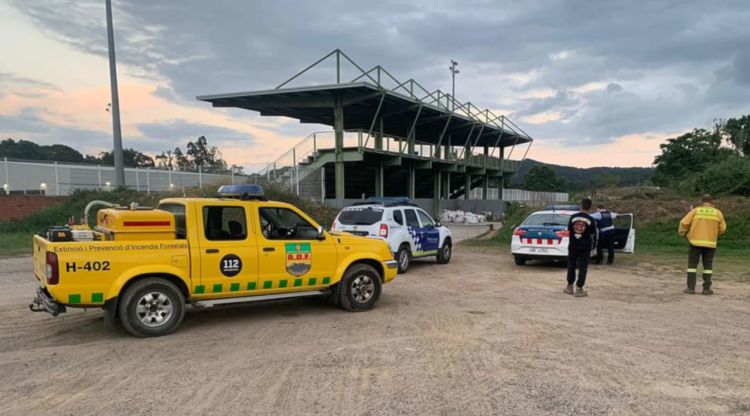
[530,247,548,253]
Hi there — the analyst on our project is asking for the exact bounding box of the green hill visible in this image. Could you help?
[511,159,654,191]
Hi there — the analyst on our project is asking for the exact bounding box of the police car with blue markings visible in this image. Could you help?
[511,208,635,265]
[332,198,453,273]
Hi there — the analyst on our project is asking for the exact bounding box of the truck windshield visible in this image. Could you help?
[337,208,384,225]
[523,213,571,227]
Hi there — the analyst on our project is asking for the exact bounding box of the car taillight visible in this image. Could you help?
[555,230,570,238]
[331,223,336,231]
[379,223,388,238]
[512,228,526,237]
[46,252,59,285]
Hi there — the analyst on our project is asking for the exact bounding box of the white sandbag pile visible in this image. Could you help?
[439,210,486,224]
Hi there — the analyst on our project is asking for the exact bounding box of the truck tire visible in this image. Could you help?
[396,244,411,273]
[338,263,382,312]
[514,255,527,266]
[118,278,185,338]
[436,239,452,264]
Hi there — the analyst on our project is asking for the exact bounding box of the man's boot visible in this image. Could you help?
[702,288,714,295]
[563,285,574,295]
[683,287,695,294]
[574,287,588,297]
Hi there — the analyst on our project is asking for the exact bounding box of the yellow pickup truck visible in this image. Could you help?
[30,185,398,337]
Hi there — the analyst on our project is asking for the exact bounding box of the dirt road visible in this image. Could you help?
[1,250,749,416]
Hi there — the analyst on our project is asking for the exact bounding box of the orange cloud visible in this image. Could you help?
[524,133,671,167]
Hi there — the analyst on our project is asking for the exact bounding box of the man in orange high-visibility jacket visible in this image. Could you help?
[678,194,727,295]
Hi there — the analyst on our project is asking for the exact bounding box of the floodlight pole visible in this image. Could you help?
[106,0,125,187]
[449,60,459,111]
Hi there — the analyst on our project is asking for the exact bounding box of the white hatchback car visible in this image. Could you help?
[511,209,635,265]
[332,200,453,273]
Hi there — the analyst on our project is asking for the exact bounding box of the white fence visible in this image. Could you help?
[469,187,568,203]
[1,158,245,196]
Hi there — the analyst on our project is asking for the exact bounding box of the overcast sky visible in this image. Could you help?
[1,0,749,170]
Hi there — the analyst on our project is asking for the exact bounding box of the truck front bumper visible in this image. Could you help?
[29,287,66,316]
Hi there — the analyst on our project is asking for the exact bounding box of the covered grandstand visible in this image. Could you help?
[198,49,533,215]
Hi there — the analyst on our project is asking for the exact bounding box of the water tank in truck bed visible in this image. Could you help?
[96,208,176,241]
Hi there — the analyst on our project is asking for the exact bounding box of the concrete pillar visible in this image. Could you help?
[443,172,451,199]
[408,164,416,199]
[482,174,489,200]
[375,164,384,197]
[464,173,471,200]
[432,170,441,217]
[334,94,345,200]
[375,118,384,151]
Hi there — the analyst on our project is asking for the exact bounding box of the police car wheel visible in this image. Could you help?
[514,255,527,266]
[338,263,382,312]
[119,278,185,338]
[436,240,452,264]
[396,245,411,273]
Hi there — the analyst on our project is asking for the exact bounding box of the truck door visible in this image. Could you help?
[256,206,337,292]
[416,209,440,254]
[196,204,259,297]
[613,213,635,253]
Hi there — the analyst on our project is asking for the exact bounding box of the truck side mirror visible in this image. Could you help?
[316,225,325,240]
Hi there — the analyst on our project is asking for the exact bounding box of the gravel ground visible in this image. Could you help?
[1,248,749,416]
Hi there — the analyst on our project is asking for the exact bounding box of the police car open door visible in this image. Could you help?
[612,213,635,253]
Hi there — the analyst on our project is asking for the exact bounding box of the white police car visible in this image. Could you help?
[332,198,453,273]
[511,207,635,265]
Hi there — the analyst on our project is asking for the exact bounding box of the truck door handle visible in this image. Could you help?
[263,247,275,252]
[205,249,219,254]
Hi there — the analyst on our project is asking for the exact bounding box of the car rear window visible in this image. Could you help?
[337,207,384,225]
[522,213,571,227]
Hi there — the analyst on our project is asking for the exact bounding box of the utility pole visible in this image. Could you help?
[106,0,125,187]
[449,60,459,111]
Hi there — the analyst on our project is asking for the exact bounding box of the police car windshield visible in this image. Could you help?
[338,207,384,225]
[523,213,570,227]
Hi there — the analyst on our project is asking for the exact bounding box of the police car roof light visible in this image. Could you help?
[217,184,267,200]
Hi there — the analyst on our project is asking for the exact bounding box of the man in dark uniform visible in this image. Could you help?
[564,198,597,297]
[591,204,618,265]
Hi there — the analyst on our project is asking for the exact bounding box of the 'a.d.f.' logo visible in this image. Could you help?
[285,243,311,277]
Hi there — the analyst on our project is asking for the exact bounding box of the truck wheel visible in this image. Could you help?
[514,255,527,266]
[118,278,185,338]
[396,244,411,273]
[436,240,452,264]
[338,263,382,312]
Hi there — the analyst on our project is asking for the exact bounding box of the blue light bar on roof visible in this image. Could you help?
[217,184,265,199]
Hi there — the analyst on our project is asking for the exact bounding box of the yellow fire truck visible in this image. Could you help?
[30,185,398,337]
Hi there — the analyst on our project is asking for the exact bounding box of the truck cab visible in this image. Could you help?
[30,185,398,337]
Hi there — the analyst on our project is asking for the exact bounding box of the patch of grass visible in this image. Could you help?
[0,232,33,258]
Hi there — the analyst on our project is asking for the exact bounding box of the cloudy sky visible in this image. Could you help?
[1,0,749,170]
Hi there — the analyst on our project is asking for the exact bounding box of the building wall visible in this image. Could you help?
[0,195,67,221]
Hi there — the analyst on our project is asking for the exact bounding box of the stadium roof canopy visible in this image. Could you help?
[198,50,533,150]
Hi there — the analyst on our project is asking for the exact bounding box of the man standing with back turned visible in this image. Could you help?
[678,194,727,295]
[591,204,618,265]
[564,198,597,297]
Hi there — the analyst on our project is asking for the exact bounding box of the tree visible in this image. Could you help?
[652,128,734,187]
[43,144,86,163]
[523,165,567,192]
[718,115,750,156]
[98,148,155,168]
[155,150,174,169]
[696,154,750,196]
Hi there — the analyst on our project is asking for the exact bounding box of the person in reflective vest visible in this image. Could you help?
[678,194,727,295]
[591,205,618,265]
